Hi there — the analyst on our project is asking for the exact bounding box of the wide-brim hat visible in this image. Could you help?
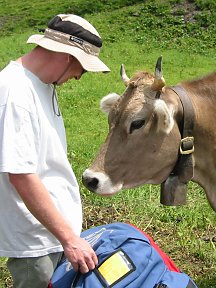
[27,14,110,73]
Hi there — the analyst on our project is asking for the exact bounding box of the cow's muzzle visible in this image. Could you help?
[82,169,123,195]
[82,174,99,193]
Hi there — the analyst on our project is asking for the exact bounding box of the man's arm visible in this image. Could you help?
[8,173,98,273]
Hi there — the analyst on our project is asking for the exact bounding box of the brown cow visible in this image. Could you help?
[82,56,216,212]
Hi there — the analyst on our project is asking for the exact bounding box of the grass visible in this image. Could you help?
[0,0,216,287]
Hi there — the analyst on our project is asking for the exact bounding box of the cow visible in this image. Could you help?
[82,56,216,212]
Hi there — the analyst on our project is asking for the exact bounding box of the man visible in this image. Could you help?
[0,14,110,287]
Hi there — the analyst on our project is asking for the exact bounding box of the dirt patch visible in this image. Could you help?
[172,2,199,24]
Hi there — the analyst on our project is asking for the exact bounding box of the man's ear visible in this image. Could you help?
[68,55,74,63]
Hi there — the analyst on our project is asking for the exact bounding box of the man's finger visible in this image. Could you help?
[79,261,89,274]
[92,251,98,266]
[71,261,79,272]
[86,257,97,271]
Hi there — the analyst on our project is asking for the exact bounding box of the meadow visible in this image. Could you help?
[0,0,215,287]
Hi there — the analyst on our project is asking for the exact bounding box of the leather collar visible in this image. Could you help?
[160,85,195,206]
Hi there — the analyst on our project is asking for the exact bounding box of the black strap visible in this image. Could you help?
[154,284,168,288]
[71,271,86,287]
[160,85,195,206]
[71,269,107,288]
[173,86,195,137]
[169,85,195,183]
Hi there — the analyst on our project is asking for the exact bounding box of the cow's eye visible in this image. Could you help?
[129,119,145,134]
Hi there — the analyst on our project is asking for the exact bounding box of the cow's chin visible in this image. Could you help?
[97,192,118,197]
[97,182,123,196]
[121,178,164,190]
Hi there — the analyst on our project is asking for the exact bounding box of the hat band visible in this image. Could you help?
[44,28,100,56]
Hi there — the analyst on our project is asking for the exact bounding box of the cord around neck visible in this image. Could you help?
[52,83,61,116]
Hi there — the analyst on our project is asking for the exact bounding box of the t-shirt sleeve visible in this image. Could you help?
[0,99,40,174]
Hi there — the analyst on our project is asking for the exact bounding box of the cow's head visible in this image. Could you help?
[82,56,182,196]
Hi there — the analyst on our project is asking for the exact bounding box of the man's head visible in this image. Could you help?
[27,14,110,73]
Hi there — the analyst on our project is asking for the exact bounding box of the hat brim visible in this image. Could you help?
[27,34,110,73]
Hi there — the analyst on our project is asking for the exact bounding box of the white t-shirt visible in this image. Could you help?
[0,61,82,257]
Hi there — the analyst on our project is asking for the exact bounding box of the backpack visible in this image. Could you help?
[49,222,198,288]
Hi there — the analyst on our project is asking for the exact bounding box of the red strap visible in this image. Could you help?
[129,224,180,272]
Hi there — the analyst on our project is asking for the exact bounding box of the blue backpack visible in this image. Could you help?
[49,222,198,288]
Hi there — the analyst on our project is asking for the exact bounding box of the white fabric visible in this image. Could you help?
[0,61,82,257]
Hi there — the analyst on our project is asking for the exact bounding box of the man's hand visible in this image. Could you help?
[63,235,98,273]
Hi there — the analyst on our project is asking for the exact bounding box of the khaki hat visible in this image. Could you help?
[27,14,110,73]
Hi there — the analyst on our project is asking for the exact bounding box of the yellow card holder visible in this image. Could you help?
[95,249,136,287]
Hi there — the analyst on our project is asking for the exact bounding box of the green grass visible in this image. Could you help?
[0,0,216,287]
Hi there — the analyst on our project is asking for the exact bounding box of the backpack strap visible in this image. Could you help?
[187,279,198,288]
[154,279,197,288]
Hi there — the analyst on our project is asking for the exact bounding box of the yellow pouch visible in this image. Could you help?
[96,249,135,287]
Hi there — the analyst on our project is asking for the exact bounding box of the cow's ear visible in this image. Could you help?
[100,93,120,114]
[153,99,174,134]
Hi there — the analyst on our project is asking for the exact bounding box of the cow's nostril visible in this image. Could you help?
[82,176,99,192]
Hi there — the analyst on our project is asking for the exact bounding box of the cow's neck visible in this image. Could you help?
[182,77,216,211]
[164,78,216,211]
[192,106,216,211]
